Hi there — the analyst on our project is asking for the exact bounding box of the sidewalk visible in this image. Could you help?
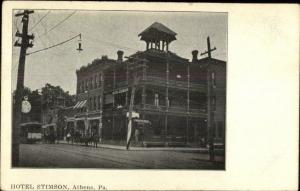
[58,140,210,152]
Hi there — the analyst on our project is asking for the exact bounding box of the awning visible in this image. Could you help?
[126,111,139,118]
[73,101,82,109]
[74,100,87,109]
[113,88,128,95]
[42,123,56,128]
[66,117,75,122]
[133,119,151,125]
[78,100,87,108]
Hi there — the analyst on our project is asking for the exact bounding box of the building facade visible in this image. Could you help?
[67,22,226,147]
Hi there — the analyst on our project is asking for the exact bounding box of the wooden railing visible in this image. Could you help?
[137,104,206,114]
[110,76,206,91]
[144,76,206,90]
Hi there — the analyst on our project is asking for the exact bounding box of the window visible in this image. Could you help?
[154,93,159,107]
[78,82,81,93]
[90,78,93,89]
[212,72,216,88]
[212,96,216,111]
[89,97,93,110]
[94,96,97,110]
[98,96,101,109]
[217,121,224,138]
[94,75,97,88]
[98,74,102,87]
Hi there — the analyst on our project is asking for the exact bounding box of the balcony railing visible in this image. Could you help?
[136,104,206,115]
[110,75,207,92]
[143,76,206,90]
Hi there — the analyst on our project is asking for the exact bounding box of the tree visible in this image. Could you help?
[41,83,75,110]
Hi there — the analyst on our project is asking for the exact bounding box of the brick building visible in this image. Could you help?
[66,22,226,147]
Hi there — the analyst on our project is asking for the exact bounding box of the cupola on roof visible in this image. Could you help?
[139,22,177,41]
[139,22,177,51]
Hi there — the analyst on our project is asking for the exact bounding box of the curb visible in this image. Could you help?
[58,141,214,152]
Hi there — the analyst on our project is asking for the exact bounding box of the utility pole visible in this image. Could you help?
[201,36,216,161]
[13,10,34,166]
[126,73,138,150]
[125,57,147,150]
[207,66,215,161]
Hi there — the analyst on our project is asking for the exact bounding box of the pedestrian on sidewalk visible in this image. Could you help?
[66,132,71,144]
[93,133,99,148]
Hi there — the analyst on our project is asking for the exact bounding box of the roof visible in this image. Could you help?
[139,22,177,36]
[129,49,189,64]
[76,57,117,74]
[20,121,41,126]
[197,57,226,65]
[138,22,177,42]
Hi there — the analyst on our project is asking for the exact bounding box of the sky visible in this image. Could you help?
[12,10,227,95]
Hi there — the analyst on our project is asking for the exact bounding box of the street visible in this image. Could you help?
[19,143,224,169]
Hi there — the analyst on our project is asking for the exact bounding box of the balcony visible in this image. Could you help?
[142,76,206,92]
[135,104,206,116]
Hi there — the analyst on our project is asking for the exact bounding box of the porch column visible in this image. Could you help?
[112,114,115,140]
[165,54,170,144]
[142,86,146,110]
[126,62,129,106]
[85,118,90,135]
[142,62,147,110]
[186,62,190,143]
[74,120,77,132]
[99,71,104,141]
[98,117,102,142]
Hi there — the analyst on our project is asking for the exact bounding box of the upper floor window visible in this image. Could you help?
[212,96,216,111]
[98,95,101,109]
[212,72,216,88]
[89,97,93,110]
[154,93,159,107]
[93,96,96,110]
[90,78,93,89]
[94,75,97,88]
[98,74,101,87]
[85,80,88,91]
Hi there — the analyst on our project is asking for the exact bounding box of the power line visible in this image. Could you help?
[38,11,76,38]
[26,33,80,55]
[83,35,139,52]
[29,11,51,31]
[54,28,140,52]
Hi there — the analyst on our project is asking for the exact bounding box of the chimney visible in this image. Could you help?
[192,50,198,62]
[117,50,124,62]
[102,55,108,60]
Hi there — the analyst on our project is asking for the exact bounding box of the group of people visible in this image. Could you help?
[66,131,99,148]
[43,133,57,144]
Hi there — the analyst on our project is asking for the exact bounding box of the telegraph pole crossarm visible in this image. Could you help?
[13,9,34,166]
[200,36,216,58]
